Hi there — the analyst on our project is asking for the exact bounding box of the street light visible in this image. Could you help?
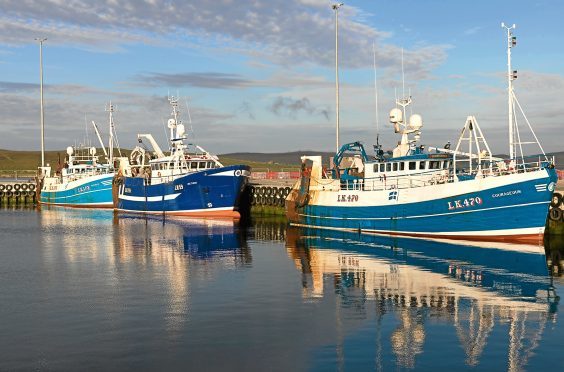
[35,37,47,167]
[332,3,343,152]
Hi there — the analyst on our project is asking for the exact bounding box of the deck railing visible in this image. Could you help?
[337,159,549,192]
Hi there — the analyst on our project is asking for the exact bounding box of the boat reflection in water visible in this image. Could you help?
[286,227,558,370]
[39,207,251,337]
[39,206,250,264]
[116,215,250,264]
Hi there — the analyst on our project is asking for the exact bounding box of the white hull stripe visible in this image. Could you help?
[119,193,181,202]
[290,223,544,253]
[40,201,112,206]
[118,206,234,214]
[300,201,548,221]
[210,170,236,176]
[41,187,112,200]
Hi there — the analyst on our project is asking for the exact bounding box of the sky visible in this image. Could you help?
[0,0,562,156]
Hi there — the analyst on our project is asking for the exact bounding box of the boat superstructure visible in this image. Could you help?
[285,25,557,243]
[116,96,250,217]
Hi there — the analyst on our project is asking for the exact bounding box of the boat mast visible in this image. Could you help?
[106,101,115,165]
[332,3,343,152]
[373,42,380,143]
[502,23,516,161]
[35,37,47,167]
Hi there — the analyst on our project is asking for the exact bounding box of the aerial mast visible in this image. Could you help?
[501,22,517,161]
[332,3,343,152]
[106,101,115,166]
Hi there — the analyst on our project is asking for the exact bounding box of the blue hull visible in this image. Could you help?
[289,169,558,243]
[40,174,114,208]
[118,165,249,217]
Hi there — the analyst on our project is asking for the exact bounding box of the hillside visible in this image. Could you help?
[2,148,563,175]
[219,151,335,166]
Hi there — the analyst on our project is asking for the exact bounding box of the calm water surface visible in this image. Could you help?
[0,207,563,371]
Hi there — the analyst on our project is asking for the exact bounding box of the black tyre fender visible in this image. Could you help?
[549,207,562,221]
[551,192,562,208]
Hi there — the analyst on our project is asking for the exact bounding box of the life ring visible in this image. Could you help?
[551,192,562,208]
[549,207,562,221]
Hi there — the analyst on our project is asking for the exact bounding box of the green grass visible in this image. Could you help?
[0,149,299,177]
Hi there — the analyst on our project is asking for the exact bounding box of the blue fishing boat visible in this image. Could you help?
[286,26,557,243]
[39,103,125,208]
[116,97,250,218]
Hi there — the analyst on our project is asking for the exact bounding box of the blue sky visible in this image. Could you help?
[0,0,562,155]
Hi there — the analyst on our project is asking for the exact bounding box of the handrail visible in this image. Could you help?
[336,160,547,192]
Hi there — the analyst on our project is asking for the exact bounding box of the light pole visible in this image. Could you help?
[35,37,47,167]
[332,3,343,152]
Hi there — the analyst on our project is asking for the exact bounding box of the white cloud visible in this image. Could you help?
[0,0,447,75]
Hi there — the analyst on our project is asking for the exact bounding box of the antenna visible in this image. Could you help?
[106,101,115,165]
[185,99,193,124]
[501,22,517,161]
[401,48,405,99]
[372,42,380,141]
[84,113,89,147]
[332,2,344,152]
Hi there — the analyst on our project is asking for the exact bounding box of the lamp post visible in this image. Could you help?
[332,3,343,152]
[35,37,47,167]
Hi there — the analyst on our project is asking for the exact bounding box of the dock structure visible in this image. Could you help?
[247,183,292,209]
[0,181,37,205]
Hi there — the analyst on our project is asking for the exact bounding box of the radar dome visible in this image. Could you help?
[389,108,403,123]
[66,146,73,155]
[167,118,176,128]
[409,114,423,130]
[176,124,185,137]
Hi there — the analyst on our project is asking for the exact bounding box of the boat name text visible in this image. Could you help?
[77,185,90,193]
[491,190,521,198]
[447,196,482,210]
[337,194,359,202]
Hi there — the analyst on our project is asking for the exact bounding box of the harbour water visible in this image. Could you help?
[0,207,562,371]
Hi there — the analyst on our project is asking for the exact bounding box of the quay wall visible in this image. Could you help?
[0,181,37,205]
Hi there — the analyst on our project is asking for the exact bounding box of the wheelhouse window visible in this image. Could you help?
[409,162,416,170]
[386,163,391,172]
[430,161,440,169]
[198,162,206,169]
[420,161,426,170]
[379,164,385,172]
[393,162,398,171]
[400,162,405,171]
[190,162,198,169]
[373,164,379,173]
